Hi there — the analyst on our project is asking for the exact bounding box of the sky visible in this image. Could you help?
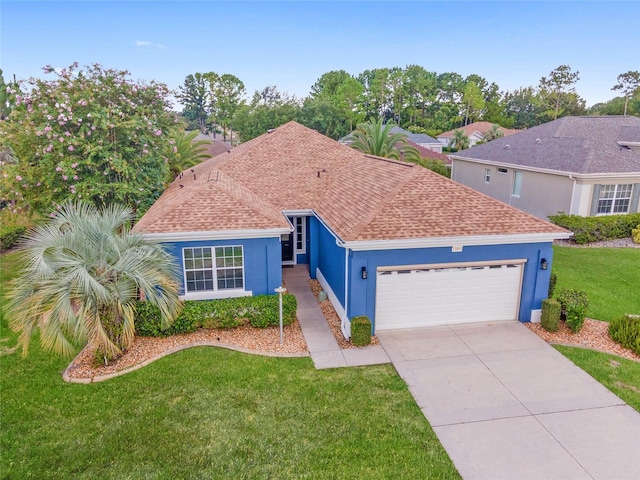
[1,1,639,109]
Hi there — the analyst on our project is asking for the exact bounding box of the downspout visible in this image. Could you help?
[343,246,350,338]
[568,174,576,215]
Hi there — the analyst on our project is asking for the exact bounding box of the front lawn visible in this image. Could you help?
[552,246,640,321]
[0,252,460,479]
[555,346,640,412]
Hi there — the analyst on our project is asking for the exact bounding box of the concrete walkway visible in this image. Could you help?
[377,322,640,480]
[282,265,389,369]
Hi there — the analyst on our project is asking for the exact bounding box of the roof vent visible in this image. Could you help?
[536,138,541,143]
[267,128,276,134]
[504,144,510,149]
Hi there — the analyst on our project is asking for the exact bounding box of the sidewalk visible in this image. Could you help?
[282,265,389,369]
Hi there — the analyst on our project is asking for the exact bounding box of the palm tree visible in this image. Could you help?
[168,130,212,178]
[449,129,470,151]
[349,118,420,162]
[6,201,181,362]
[483,124,504,142]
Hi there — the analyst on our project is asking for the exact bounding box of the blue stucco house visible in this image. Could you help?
[133,122,571,338]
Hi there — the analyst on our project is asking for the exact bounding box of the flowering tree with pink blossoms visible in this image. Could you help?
[0,63,177,215]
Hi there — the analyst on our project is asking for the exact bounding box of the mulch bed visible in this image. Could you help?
[525,318,640,362]
[307,279,380,349]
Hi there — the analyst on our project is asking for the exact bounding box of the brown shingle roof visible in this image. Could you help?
[134,121,566,241]
[438,121,520,139]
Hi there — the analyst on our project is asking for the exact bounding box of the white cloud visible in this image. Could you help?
[135,40,167,49]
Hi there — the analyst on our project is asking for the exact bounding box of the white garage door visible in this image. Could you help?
[375,261,524,330]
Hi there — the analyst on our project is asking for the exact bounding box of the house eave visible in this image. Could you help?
[138,227,291,242]
[450,155,640,179]
[343,232,572,251]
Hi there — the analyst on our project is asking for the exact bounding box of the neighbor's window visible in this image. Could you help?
[183,246,244,292]
[497,167,508,174]
[484,168,491,183]
[512,171,523,197]
[597,184,632,214]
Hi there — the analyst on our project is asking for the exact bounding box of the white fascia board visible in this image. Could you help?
[282,209,315,217]
[343,232,573,251]
[573,172,640,180]
[451,155,640,179]
[450,155,576,178]
[139,228,290,242]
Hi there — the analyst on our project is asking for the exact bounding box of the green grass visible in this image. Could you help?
[0,252,460,480]
[552,246,640,321]
[555,346,640,412]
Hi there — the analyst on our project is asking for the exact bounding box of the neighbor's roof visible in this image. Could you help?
[438,121,520,139]
[452,116,640,175]
[407,140,452,165]
[388,126,440,144]
[194,133,232,157]
[134,121,566,241]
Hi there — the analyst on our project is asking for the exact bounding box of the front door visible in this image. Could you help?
[282,233,294,262]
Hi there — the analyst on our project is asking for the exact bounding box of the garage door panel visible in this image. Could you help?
[375,262,523,330]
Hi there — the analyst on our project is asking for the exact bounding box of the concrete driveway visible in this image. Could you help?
[377,321,640,480]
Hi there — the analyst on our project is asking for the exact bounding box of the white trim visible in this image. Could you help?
[343,232,572,251]
[376,258,527,273]
[316,267,347,323]
[180,290,252,301]
[343,247,350,340]
[293,216,307,255]
[182,245,245,296]
[451,155,640,180]
[282,209,315,217]
[140,228,289,242]
[530,309,542,323]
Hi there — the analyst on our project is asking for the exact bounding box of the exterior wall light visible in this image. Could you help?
[540,258,548,270]
[361,266,368,279]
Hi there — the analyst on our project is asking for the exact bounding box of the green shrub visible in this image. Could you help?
[548,272,557,298]
[556,288,589,333]
[134,302,168,337]
[350,316,372,346]
[541,298,561,332]
[548,213,640,244]
[134,301,197,337]
[608,315,640,355]
[632,224,640,244]
[565,304,587,333]
[135,294,298,337]
[0,225,27,251]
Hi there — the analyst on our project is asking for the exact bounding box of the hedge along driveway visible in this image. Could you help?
[552,246,640,321]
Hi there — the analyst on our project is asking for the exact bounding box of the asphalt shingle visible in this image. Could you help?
[133,122,567,241]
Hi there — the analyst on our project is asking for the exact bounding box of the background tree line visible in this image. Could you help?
[178,66,640,142]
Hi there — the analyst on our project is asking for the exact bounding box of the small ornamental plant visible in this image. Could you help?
[541,298,561,332]
[556,288,589,333]
[608,315,640,356]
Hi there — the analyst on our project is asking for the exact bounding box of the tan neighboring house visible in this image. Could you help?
[450,116,640,220]
[438,121,519,148]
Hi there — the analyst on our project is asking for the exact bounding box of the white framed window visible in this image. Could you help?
[484,168,491,183]
[294,216,306,253]
[183,246,244,293]
[512,171,523,197]
[597,184,632,214]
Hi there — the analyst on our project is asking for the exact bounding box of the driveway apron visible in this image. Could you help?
[377,321,640,480]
